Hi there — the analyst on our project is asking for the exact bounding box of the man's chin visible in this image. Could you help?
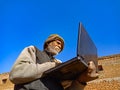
[51,51,58,56]
[54,52,58,56]
[45,46,59,56]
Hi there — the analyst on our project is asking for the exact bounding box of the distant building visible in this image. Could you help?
[0,54,120,90]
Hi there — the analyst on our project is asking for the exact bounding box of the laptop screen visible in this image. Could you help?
[77,22,98,69]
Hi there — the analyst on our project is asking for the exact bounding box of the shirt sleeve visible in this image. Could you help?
[9,46,56,84]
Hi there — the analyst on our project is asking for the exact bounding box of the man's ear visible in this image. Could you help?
[44,43,49,49]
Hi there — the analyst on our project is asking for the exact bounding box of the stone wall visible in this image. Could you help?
[0,54,120,90]
[84,54,120,90]
[0,73,13,90]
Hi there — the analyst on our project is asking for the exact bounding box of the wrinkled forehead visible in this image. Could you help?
[50,39,62,45]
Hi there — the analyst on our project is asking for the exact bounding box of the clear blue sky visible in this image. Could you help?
[0,0,120,74]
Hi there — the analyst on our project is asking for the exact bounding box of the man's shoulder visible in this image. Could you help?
[27,45,36,49]
[25,45,42,52]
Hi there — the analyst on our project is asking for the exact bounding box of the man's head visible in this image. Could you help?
[44,34,64,56]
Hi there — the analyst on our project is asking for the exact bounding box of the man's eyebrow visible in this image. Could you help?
[56,40,62,43]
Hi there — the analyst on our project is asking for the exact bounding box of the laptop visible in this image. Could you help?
[43,22,98,81]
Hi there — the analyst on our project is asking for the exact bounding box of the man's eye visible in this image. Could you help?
[57,42,60,44]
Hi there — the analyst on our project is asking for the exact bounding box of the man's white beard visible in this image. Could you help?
[46,45,59,56]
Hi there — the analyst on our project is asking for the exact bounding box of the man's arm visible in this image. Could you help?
[9,46,56,84]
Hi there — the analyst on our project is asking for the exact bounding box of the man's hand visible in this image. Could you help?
[76,61,99,83]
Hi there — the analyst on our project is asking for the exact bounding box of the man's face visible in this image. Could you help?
[46,40,62,55]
